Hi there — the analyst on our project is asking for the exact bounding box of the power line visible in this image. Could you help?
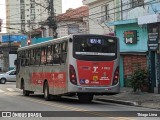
[89,0,159,20]
[4,0,159,34]
[54,0,159,23]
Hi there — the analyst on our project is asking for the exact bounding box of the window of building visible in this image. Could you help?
[31,4,35,8]
[68,24,79,34]
[31,14,35,19]
[132,0,144,8]
[105,4,109,20]
[31,9,35,13]
[101,4,109,21]
[20,0,24,3]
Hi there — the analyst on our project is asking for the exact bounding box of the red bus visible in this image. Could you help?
[15,34,120,102]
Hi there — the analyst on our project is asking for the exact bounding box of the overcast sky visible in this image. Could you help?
[0,0,83,19]
[62,0,83,13]
[0,0,83,32]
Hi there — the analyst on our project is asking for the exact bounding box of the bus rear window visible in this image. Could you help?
[73,35,118,61]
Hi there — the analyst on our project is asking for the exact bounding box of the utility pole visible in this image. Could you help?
[120,0,123,20]
[47,0,57,38]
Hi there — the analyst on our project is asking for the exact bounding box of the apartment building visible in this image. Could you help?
[5,0,62,34]
[83,0,115,35]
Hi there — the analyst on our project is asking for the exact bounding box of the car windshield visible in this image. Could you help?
[6,70,15,74]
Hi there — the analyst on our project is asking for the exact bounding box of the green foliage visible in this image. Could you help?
[124,76,132,87]
[130,68,148,92]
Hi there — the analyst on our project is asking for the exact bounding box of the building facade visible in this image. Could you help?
[41,6,89,38]
[56,6,89,37]
[5,0,62,34]
[107,0,160,89]
[83,0,115,35]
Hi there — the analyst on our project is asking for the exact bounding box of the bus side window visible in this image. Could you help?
[53,44,60,64]
[41,47,47,65]
[47,45,53,64]
[61,41,68,64]
[27,50,30,65]
[30,49,35,65]
[16,52,21,74]
[21,51,26,66]
[35,48,41,65]
[25,50,29,66]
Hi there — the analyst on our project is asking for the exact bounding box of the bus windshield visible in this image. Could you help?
[73,35,117,61]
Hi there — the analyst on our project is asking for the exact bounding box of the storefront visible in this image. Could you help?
[107,19,148,87]
[138,14,160,93]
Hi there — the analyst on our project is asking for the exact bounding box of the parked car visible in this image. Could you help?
[0,70,16,84]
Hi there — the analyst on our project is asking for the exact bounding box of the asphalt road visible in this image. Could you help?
[0,82,159,120]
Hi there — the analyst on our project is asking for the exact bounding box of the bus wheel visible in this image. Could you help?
[78,93,93,103]
[22,81,30,96]
[44,82,51,101]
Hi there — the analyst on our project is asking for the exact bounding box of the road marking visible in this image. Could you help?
[4,93,135,120]
[0,89,4,93]
[6,88,15,92]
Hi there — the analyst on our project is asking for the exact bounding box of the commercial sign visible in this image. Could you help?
[2,35,27,43]
[124,30,137,44]
[148,32,159,51]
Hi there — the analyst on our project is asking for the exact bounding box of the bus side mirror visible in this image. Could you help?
[69,38,72,43]
[14,59,17,66]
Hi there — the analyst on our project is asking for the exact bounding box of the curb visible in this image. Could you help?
[95,98,139,106]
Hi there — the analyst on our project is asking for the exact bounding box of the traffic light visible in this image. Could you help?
[27,39,31,45]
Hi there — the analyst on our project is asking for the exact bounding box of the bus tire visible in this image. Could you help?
[23,89,30,96]
[78,93,93,103]
[22,80,30,96]
[44,82,51,101]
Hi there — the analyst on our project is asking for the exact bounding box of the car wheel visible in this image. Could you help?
[0,78,6,84]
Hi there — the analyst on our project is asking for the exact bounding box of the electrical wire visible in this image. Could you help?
[2,0,160,34]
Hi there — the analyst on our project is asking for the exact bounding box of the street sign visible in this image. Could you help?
[148,32,159,51]
[124,30,137,44]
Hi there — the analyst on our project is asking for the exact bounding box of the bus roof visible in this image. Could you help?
[18,35,71,51]
[18,34,118,51]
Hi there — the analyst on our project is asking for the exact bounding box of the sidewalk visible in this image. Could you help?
[94,87,160,109]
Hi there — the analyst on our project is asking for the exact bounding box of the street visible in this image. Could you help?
[0,82,159,120]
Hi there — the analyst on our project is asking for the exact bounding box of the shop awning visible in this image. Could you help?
[138,13,160,25]
[106,19,137,26]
